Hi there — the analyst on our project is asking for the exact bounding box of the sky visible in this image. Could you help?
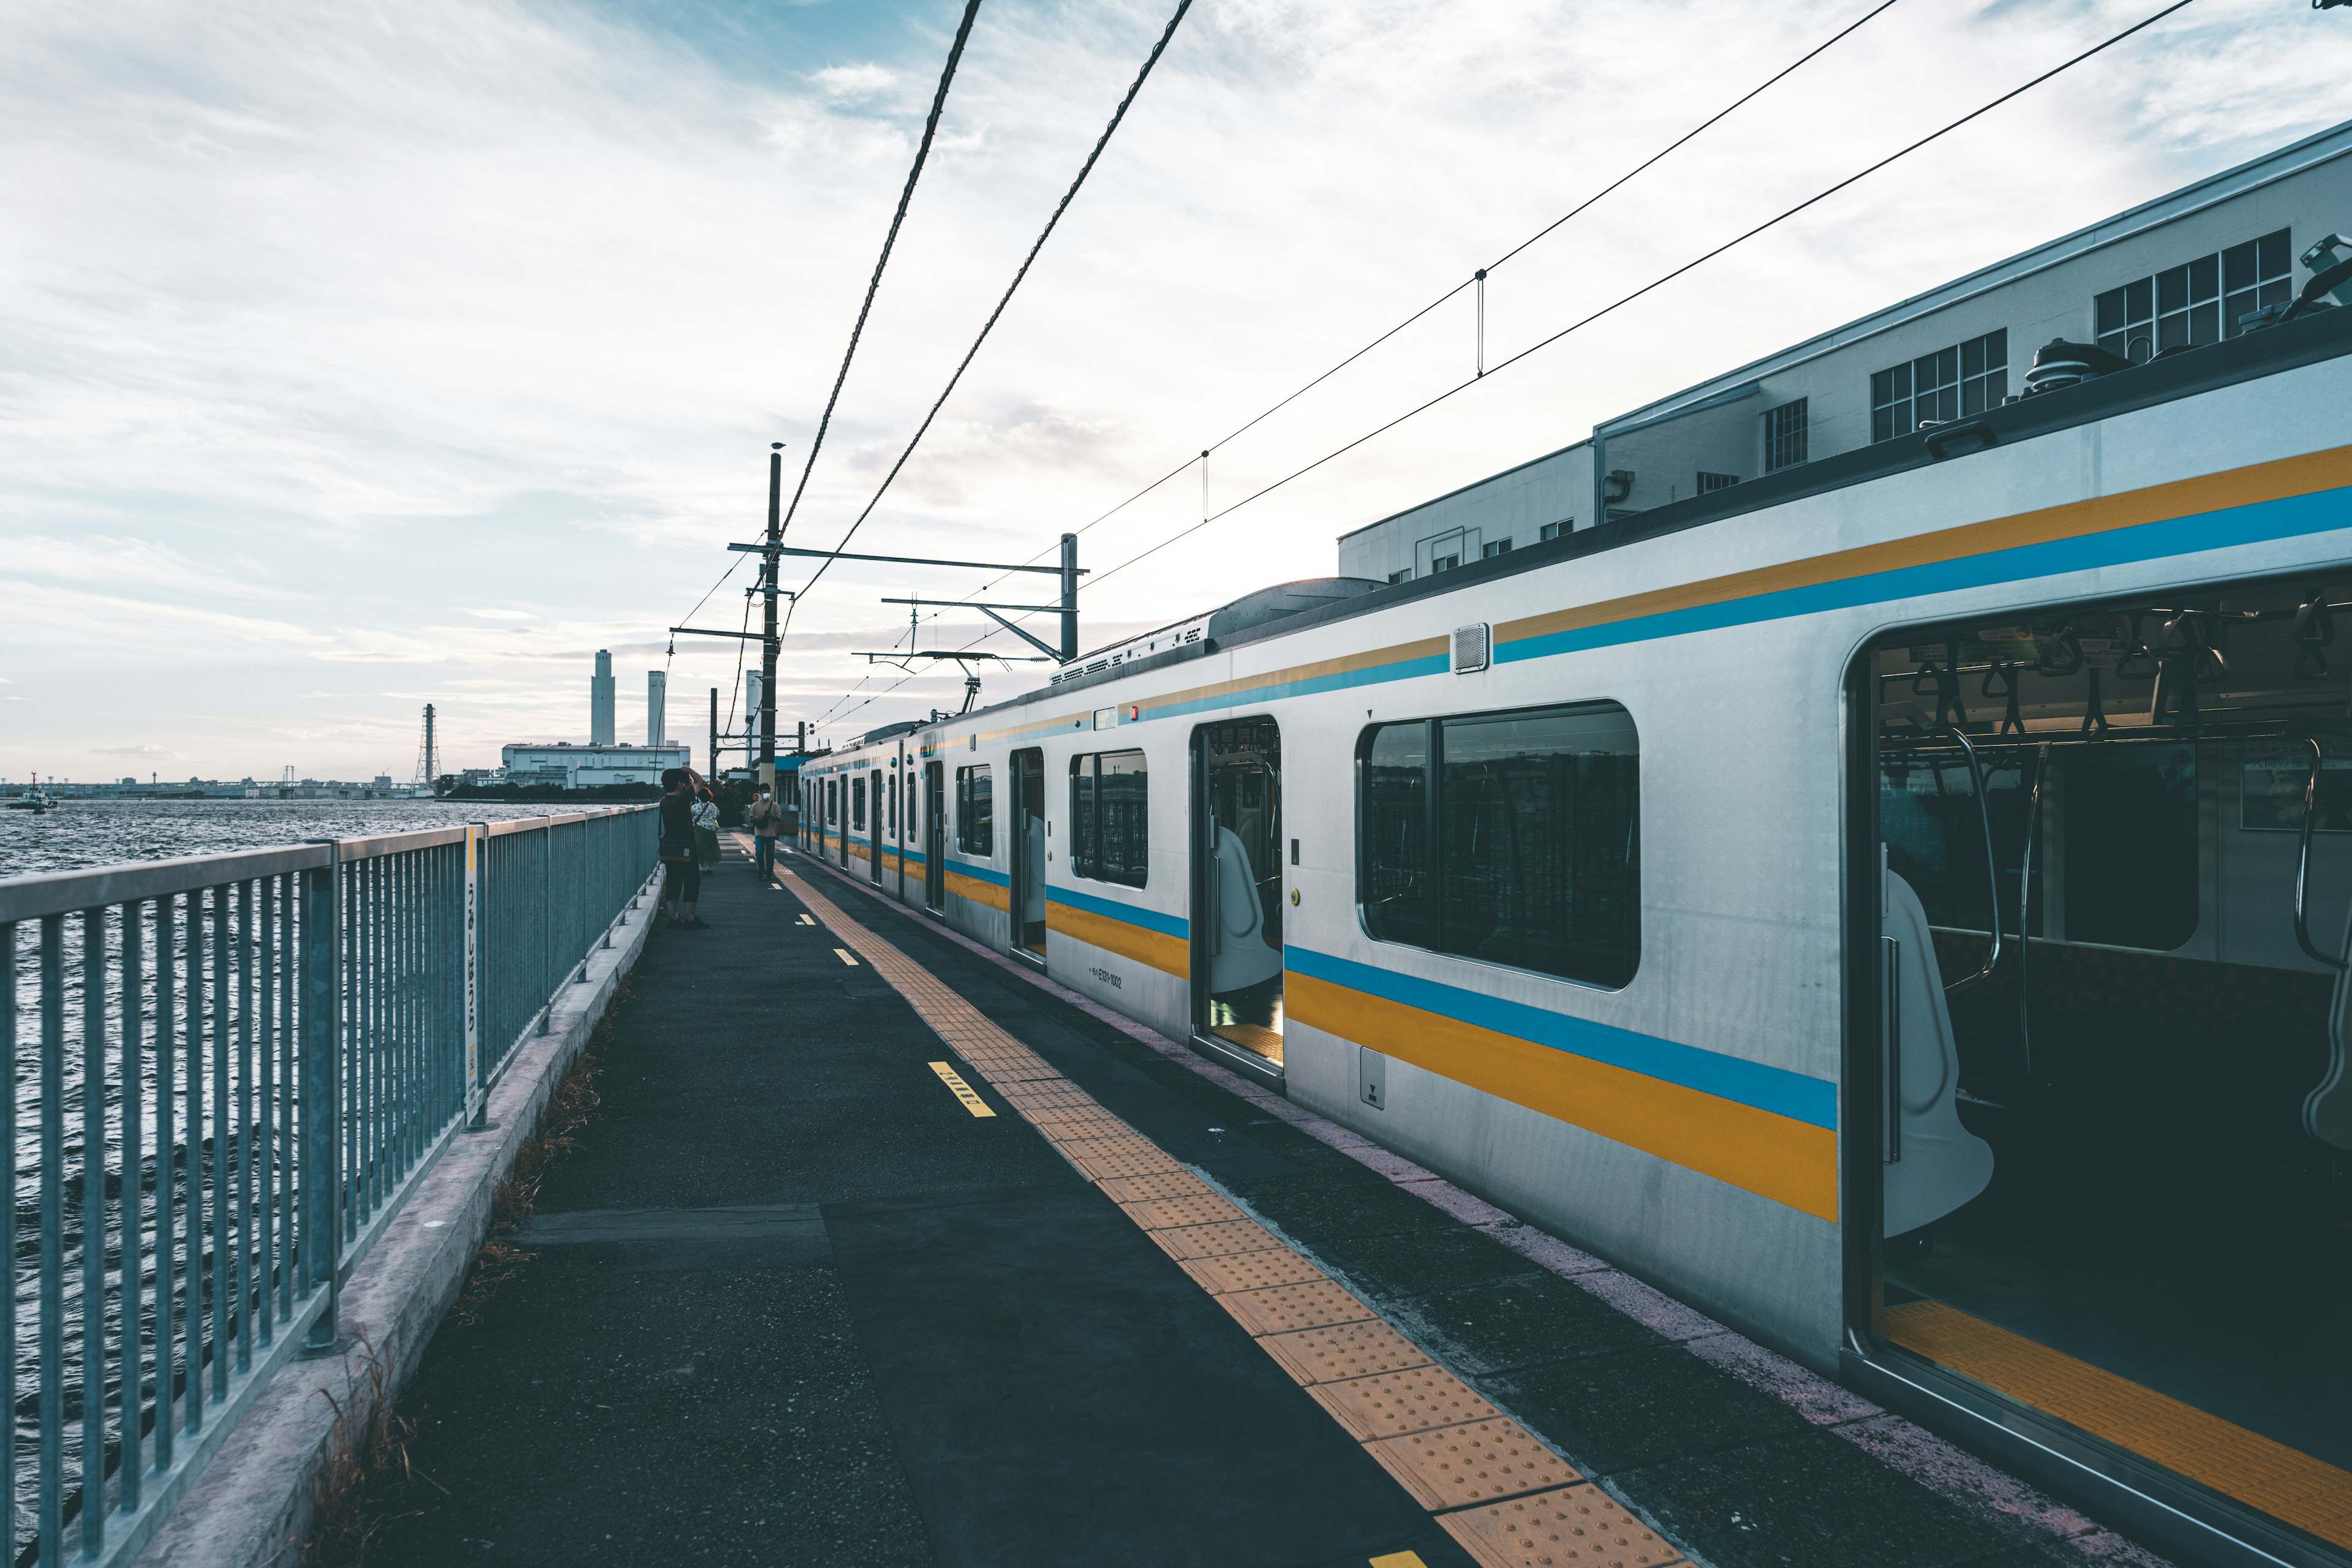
[4,0,2350,785]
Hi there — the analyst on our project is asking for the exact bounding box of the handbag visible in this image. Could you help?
[692,799,721,870]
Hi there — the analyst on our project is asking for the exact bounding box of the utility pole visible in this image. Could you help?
[708,687,718,780]
[760,443,782,796]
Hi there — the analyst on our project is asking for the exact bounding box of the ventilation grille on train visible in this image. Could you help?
[1452,623,1491,673]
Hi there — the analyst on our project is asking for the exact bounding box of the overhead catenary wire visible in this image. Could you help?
[661,0,982,665]
[780,0,1195,645]
[1052,0,2202,601]
[776,0,986,547]
[932,0,1908,614]
[802,0,1903,732]
[812,0,2191,729]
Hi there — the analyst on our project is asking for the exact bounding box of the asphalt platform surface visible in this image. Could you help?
[371,842,2161,1568]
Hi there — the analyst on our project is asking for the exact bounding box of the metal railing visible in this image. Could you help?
[0,807,658,1567]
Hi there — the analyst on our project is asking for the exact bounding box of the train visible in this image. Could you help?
[797,304,2352,1567]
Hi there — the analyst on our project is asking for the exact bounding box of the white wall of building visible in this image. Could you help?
[1339,121,2352,579]
[499,741,688,788]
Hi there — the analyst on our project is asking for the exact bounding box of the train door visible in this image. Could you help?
[1193,720,1284,1069]
[1853,581,2352,1558]
[870,770,885,886]
[891,751,906,899]
[924,761,946,913]
[1009,748,1047,959]
[825,778,839,862]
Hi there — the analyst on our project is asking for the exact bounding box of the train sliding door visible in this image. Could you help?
[924,761,946,913]
[1855,579,2352,1559]
[1010,748,1047,959]
[1193,720,1284,1069]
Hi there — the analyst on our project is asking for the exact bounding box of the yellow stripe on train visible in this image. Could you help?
[1046,902,1187,978]
[1287,972,1838,1223]
[945,870,1009,911]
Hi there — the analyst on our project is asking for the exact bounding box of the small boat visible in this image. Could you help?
[7,774,55,813]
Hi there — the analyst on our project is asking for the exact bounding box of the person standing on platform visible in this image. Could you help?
[745,784,783,880]
[658,768,707,930]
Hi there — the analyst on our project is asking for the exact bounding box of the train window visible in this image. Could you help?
[957,764,993,855]
[1069,750,1147,887]
[826,778,837,824]
[1361,722,1433,948]
[1355,701,1640,988]
[852,777,865,832]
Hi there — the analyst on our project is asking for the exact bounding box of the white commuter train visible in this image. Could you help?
[800,306,2352,1568]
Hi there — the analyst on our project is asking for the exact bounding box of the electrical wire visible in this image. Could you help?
[661,1,981,669]
[793,0,1897,729]
[810,0,2190,724]
[1060,0,2201,599]
[782,0,1195,639]
[922,0,1910,614]
[774,0,987,548]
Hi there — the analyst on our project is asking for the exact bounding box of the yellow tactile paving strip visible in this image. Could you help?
[1885,1299,2352,1548]
[774,860,1690,1568]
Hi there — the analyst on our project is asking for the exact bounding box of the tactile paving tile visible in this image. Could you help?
[1144,1218,1284,1261]
[1436,1485,1681,1568]
[1308,1365,1504,1441]
[1260,1319,1434,1385]
[1096,1171,1213,1204]
[1065,1142,1186,1181]
[1119,1193,1248,1231]
[1031,1109,1134,1141]
[1365,1419,1582,1512]
[1178,1248,1331,1295]
[783,864,1694,1568]
[997,1082,1096,1109]
[982,1059,1071,1083]
[1216,1277,1374,1336]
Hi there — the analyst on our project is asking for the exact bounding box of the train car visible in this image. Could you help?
[798,305,2352,1567]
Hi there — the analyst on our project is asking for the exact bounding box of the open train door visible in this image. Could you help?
[1009,748,1047,959]
[924,760,946,913]
[1192,719,1285,1075]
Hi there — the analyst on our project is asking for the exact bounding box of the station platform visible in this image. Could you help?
[368,839,2171,1568]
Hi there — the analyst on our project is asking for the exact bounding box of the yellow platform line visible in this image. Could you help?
[1885,1300,2352,1547]
[775,860,1686,1568]
[927,1061,996,1118]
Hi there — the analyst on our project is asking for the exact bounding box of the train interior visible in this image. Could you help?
[1197,718,1286,1065]
[1866,578,2352,1547]
[1012,748,1047,957]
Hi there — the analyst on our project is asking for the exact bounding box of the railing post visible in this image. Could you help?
[541,820,553,1033]
[301,843,341,1352]
[466,823,486,1129]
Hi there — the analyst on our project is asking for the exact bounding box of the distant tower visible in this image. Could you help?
[647,671,666,745]
[414,704,437,789]
[590,650,616,745]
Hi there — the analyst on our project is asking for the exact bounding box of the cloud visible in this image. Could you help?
[812,64,897,100]
[3,0,2347,772]
[89,744,176,758]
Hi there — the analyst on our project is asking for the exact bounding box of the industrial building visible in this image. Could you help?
[589,650,616,745]
[1339,118,2352,581]
[499,741,688,788]
[495,651,688,788]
